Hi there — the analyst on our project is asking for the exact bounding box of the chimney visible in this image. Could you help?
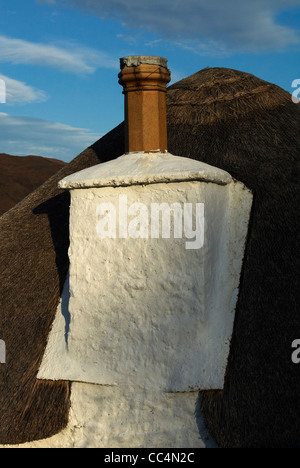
[37,56,253,448]
[118,56,171,153]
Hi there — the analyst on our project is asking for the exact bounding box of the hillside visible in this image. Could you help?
[0,154,67,216]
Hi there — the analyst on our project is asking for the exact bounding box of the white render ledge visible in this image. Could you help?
[58,152,233,190]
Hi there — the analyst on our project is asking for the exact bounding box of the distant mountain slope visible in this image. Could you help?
[0,154,67,216]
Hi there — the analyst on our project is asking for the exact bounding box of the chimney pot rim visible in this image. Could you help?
[120,55,168,69]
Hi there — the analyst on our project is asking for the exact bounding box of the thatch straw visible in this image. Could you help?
[167,68,300,448]
[0,125,124,444]
[0,67,299,446]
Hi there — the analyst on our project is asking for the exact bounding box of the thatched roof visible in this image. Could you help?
[167,68,300,448]
[0,126,125,444]
[0,67,299,447]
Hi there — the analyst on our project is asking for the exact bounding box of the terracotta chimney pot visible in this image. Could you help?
[119,55,171,153]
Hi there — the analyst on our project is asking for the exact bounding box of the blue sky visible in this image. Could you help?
[0,0,299,161]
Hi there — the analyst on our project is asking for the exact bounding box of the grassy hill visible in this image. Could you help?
[0,153,67,216]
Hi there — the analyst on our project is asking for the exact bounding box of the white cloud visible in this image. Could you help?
[0,74,48,105]
[0,35,118,74]
[0,113,100,161]
[43,0,300,52]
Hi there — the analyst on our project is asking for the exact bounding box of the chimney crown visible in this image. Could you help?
[120,55,168,69]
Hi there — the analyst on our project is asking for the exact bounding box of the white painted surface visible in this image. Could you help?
[36,151,252,448]
[58,152,233,190]
[1,383,217,448]
[39,181,252,391]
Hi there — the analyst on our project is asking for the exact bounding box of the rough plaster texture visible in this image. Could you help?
[58,152,233,190]
[1,384,217,448]
[39,183,252,390]
[36,152,252,448]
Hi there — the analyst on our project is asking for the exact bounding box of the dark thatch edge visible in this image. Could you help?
[0,67,299,446]
[0,124,125,444]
